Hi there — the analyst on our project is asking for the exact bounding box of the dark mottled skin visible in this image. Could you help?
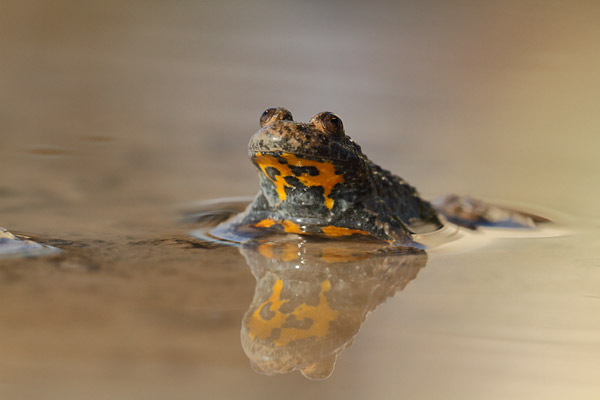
[213,107,443,245]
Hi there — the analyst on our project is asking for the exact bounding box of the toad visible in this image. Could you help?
[211,107,541,245]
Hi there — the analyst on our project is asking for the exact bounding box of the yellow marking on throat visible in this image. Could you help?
[253,153,344,209]
[247,279,338,347]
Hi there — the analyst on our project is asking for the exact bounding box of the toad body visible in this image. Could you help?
[212,107,445,245]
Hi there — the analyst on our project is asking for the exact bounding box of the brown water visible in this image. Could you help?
[1,0,600,399]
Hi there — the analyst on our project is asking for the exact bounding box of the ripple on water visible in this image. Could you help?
[185,197,563,253]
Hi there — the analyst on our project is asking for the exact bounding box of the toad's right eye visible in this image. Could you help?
[310,111,345,138]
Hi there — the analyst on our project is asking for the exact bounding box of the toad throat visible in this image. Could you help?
[253,153,344,210]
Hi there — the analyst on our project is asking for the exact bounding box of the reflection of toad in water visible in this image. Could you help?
[238,237,427,379]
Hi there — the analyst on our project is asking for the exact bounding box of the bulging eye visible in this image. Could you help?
[311,112,345,137]
[322,113,344,136]
[260,108,276,127]
[259,107,293,127]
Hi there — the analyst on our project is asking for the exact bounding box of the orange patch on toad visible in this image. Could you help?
[252,218,304,235]
[253,153,343,209]
[254,219,276,228]
[280,219,302,234]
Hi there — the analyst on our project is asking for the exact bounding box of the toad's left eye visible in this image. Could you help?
[259,107,293,127]
[260,108,277,127]
[311,112,345,137]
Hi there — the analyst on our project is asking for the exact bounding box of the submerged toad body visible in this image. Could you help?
[211,107,541,245]
[212,107,446,245]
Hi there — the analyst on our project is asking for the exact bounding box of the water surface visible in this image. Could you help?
[1,1,599,399]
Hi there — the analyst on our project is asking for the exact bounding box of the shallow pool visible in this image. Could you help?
[1,1,599,399]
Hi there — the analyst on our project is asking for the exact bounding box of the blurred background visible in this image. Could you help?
[1,1,599,399]
[2,0,599,236]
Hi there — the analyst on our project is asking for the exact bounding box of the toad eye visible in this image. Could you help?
[260,108,277,127]
[311,112,345,137]
[259,107,293,127]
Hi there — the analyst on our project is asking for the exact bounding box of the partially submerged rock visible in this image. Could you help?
[0,227,60,259]
[432,194,549,229]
